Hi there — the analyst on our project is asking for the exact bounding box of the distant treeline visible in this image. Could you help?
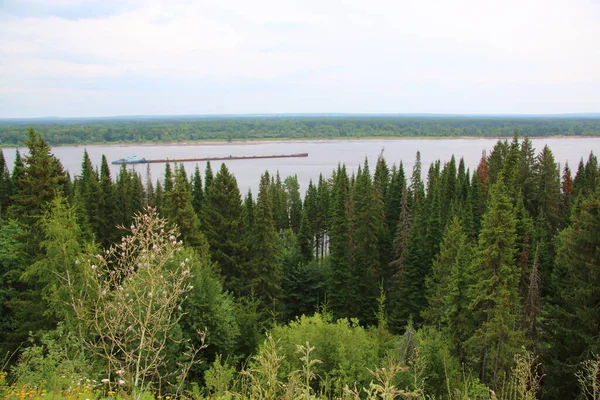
[1,114,600,146]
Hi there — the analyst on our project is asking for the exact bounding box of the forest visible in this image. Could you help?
[1,115,600,146]
[0,128,599,399]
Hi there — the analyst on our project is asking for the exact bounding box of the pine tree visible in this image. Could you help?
[465,173,525,388]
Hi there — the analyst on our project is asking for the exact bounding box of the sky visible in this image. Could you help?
[1,0,599,118]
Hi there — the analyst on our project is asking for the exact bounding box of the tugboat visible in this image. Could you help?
[111,155,147,165]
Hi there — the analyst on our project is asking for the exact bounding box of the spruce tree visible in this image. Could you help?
[191,164,203,216]
[164,165,208,252]
[316,174,330,260]
[11,129,68,230]
[465,173,525,388]
[327,165,354,319]
[0,151,13,219]
[98,155,119,248]
[247,172,282,313]
[543,186,600,398]
[423,217,473,359]
[284,175,302,234]
[202,163,245,294]
[350,160,383,324]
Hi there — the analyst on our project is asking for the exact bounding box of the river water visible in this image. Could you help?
[2,138,599,195]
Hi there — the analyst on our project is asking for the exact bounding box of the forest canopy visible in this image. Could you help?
[0,128,599,399]
[1,114,600,146]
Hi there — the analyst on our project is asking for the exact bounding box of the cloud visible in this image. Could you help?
[0,0,599,117]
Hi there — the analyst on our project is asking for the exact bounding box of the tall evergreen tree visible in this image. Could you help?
[465,174,525,388]
[202,163,245,294]
[328,165,354,319]
[284,175,302,234]
[11,129,68,230]
[316,174,330,260]
[0,151,13,219]
[191,165,203,216]
[98,155,120,248]
[542,186,600,399]
[350,160,383,324]
[164,165,208,252]
[423,217,473,358]
[247,172,282,313]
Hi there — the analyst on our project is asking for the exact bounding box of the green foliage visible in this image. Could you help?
[268,313,394,395]
[465,174,526,389]
[1,115,599,146]
[10,325,92,395]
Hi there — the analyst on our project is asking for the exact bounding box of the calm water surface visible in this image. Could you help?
[2,138,599,195]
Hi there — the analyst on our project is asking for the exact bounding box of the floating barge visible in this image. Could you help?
[113,153,308,165]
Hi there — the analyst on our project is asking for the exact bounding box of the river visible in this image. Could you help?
[2,138,599,195]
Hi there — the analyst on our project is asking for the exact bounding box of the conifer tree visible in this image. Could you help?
[386,163,405,240]
[202,163,245,294]
[328,165,354,319]
[284,175,302,234]
[76,150,103,242]
[191,164,203,216]
[423,217,473,358]
[518,136,537,214]
[242,189,254,230]
[303,180,319,259]
[543,186,600,398]
[560,163,574,226]
[350,160,383,324]
[298,207,313,262]
[164,165,208,252]
[10,150,23,202]
[316,174,330,260]
[465,173,525,388]
[247,172,282,313]
[533,145,561,231]
[0,151,13,219]
[440,155,458,227]
[163,162,174,194]
[204,161,214,193]
[98,155,119,248]
[11,129,68,230]
[144,164,155,207]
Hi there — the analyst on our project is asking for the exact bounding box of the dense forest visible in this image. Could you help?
[1,115,600,146]
[0,128,599,399]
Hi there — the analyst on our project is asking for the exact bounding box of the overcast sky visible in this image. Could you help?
[1,0,599,118]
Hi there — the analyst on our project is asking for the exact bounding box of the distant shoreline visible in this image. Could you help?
[0,135,600,149]
[1,134,599,149]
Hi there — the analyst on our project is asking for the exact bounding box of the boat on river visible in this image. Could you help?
[111,155,147,165]
[111,153,309,164]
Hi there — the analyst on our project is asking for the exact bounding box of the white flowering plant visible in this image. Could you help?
[69,207,205,399]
